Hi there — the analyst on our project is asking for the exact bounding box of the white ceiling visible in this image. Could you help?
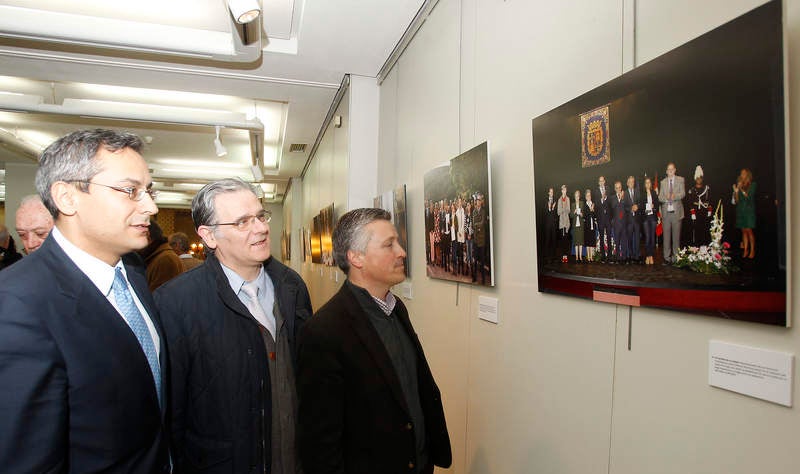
[0,0,425,206]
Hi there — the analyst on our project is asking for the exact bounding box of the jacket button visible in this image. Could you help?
[405,422,413,430]
[408,462,415,469]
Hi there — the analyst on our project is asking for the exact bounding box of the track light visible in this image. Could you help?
[228,0,262,24]
[214,125,227,157]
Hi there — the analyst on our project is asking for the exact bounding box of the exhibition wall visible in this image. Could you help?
[295,0,800,472]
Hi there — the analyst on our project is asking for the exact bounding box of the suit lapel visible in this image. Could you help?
[338,285,411,415]
[39,237,162,410]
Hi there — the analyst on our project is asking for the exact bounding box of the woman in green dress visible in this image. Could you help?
[732,168,756,259]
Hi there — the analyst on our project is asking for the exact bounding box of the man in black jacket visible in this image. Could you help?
[156,178,312,473]
[297,208,451,474]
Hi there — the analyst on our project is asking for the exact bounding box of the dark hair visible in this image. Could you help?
[332,208,391,274]
[35,129,144,219]
[169,232,191,253]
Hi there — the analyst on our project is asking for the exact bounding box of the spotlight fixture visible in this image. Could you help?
[228,0,262,24]
[214,125,227,157]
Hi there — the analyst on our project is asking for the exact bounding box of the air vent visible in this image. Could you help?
[289,143,307,153]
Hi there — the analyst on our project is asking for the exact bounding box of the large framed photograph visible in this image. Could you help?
[424,141,494,286]
[311,215,322,264]
[319,203,335,266]
[532,1,788,326]
[374,184,409,277]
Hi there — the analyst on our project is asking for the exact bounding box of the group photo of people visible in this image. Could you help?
[423,142,494,287]
[538,162,778,271]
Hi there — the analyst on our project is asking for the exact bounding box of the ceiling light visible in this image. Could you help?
[228,0,262,24]
[214,125,227,157]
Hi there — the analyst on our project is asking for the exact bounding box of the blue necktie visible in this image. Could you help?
[112,267,162,407]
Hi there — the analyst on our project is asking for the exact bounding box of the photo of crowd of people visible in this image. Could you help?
[540,164,766,267]
[532,0,786,325]
[424,142,494,286]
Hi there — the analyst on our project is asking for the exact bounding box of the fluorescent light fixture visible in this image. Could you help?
[214,126,227,157]
[258,183,276,193]
[154,159,247,168]
[228,0,261,24]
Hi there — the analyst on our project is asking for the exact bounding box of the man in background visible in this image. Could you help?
[297,208,451,474]
[169,231,202,271]
[156,178,312,474]
[0,224,23,269]
[659,162,686,264]
[0,129,169,473]
[139,220,183,291]
[15,194,54,254]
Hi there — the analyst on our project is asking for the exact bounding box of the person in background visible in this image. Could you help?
[139,220,183,291]
[156,178,312,474]
[0,129,169,472]
[642,177,660,265]
[659,162,685,264]
[0,224,23,269]
[296,208,451,474]
[611,180,631,264]
[732,167,757,259]
[169,231,202,271]
[686,165,712,246]
[626,175,643,263]
[570,189,584,262]
[596,176,612,262]
[583,189,597,262]
[472,193,489,283]
[15,194,54,254]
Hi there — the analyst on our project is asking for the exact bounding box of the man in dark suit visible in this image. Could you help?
[626,175,643,263]
[297,208,452,474]
[0,129,170,473]
[611,180,632,263]
[596,176,612,261]
[156,178,312,474]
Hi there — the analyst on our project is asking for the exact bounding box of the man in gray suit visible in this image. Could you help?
[659,162,685,264]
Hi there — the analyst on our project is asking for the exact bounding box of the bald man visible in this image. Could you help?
[16,194,54,254]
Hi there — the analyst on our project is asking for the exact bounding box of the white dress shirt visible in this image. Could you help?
[51,226,160,356]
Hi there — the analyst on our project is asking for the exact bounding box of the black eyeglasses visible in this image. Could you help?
[74,181,159,201]
[211,210,272,231]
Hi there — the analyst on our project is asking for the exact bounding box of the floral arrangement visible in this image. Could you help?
[674,200,738,274]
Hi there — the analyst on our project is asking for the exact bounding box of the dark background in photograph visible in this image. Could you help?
[532,1,786,323]
[424,141,494,286]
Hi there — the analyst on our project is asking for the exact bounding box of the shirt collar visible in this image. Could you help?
[51,225,122,297]
[347,280,397,316]
[221,262,268,296]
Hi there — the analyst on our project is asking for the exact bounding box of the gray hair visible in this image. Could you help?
[332,208,391,274]
[169,232,191,253]
[191,177,258,228]
[35,129,144,219]
[19,194,44,208]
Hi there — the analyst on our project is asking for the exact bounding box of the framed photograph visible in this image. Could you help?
[424,141,494,286]
[532,0,788,326]
[319,203,335,266]
[374,184,410,276]
[311,215,322,264]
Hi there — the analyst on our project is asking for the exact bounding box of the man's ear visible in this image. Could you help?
[346,249,364,270]
[196,226,217,250]
[50,181,78,216]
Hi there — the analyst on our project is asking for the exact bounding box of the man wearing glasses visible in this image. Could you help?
[0,129,170,473]
[155,177,312,474]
